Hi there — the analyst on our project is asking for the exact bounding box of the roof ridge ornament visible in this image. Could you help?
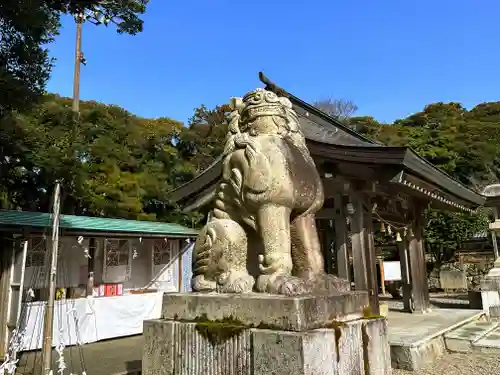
[258,71,288,97]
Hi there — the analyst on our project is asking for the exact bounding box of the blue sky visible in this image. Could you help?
[47,0,500,125]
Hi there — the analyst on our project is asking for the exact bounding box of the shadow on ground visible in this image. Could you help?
[126,359,142,373]
[380,294,472,311]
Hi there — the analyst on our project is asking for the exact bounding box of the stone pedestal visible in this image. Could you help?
[481,260,500,313]
[143,292,392,375]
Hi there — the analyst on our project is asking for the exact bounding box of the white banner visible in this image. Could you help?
[19,292,163,351]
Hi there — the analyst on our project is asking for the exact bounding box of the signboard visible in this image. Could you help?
[383,261,402,281]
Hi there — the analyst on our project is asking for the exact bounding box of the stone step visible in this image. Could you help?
[472,326,500,353]
[444,320,499,353]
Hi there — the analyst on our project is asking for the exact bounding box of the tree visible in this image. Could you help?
[49,0,148,35]
[177,104,231,173]
[348,116,385,138]
[0,94,192,222]
[0,1,59,115]
[424,209,489,267]
[313,98,358,123]
[0,0,148,114]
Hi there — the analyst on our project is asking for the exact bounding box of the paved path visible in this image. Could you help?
[16,335,142,375]
[387,292,500,375]
[387,308,483,345]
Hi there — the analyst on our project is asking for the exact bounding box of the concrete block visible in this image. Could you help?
[390,336,446,371]
[362,318,392,375]
[444,320,498,353]
[253,320,367,375]
[473,326,500,353]
[252,329,338,375]
[161,292,369,331]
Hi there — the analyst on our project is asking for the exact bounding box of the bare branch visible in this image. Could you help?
[313,98,358,122]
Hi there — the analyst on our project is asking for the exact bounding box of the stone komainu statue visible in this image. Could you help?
[191,88,350,295]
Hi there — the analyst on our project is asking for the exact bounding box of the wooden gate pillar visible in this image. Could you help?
[408,202,431,313]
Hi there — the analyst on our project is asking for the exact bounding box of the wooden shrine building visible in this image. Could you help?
[169,72,486,314]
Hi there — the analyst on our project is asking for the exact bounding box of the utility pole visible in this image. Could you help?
[41,14,84,374]
[41,183,61,374]
[72,13,84,115]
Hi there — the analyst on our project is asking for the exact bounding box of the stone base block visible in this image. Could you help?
[144,292,390,375]
[143,318,391,375]
[162,292,369,331]
[253,327,341,375]
[143,319,252,375]
[363,318,392,375]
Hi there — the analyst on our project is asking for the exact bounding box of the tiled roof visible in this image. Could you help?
[0,210,198,237]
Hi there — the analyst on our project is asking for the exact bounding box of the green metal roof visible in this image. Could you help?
[0,210,198,237]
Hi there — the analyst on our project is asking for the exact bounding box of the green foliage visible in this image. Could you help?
[0,0,60,114]
[0,0,148,114]
[424,209,490,266]
[356,101,500,187]
[177,104,231,173]
[49,1,149,35]
[0,94,193,222]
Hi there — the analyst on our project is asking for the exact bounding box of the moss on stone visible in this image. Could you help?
[364,314,384,320]
[193,314,247,346]
[255,322,283,330]
[363,306,384,320]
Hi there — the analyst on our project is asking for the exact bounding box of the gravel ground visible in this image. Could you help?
[387,292,500,375]
[393,352,500,375]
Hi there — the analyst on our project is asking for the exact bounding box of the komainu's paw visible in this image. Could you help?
[218,271,255,294]
[191,274,217,292]
[256,274,312,296]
